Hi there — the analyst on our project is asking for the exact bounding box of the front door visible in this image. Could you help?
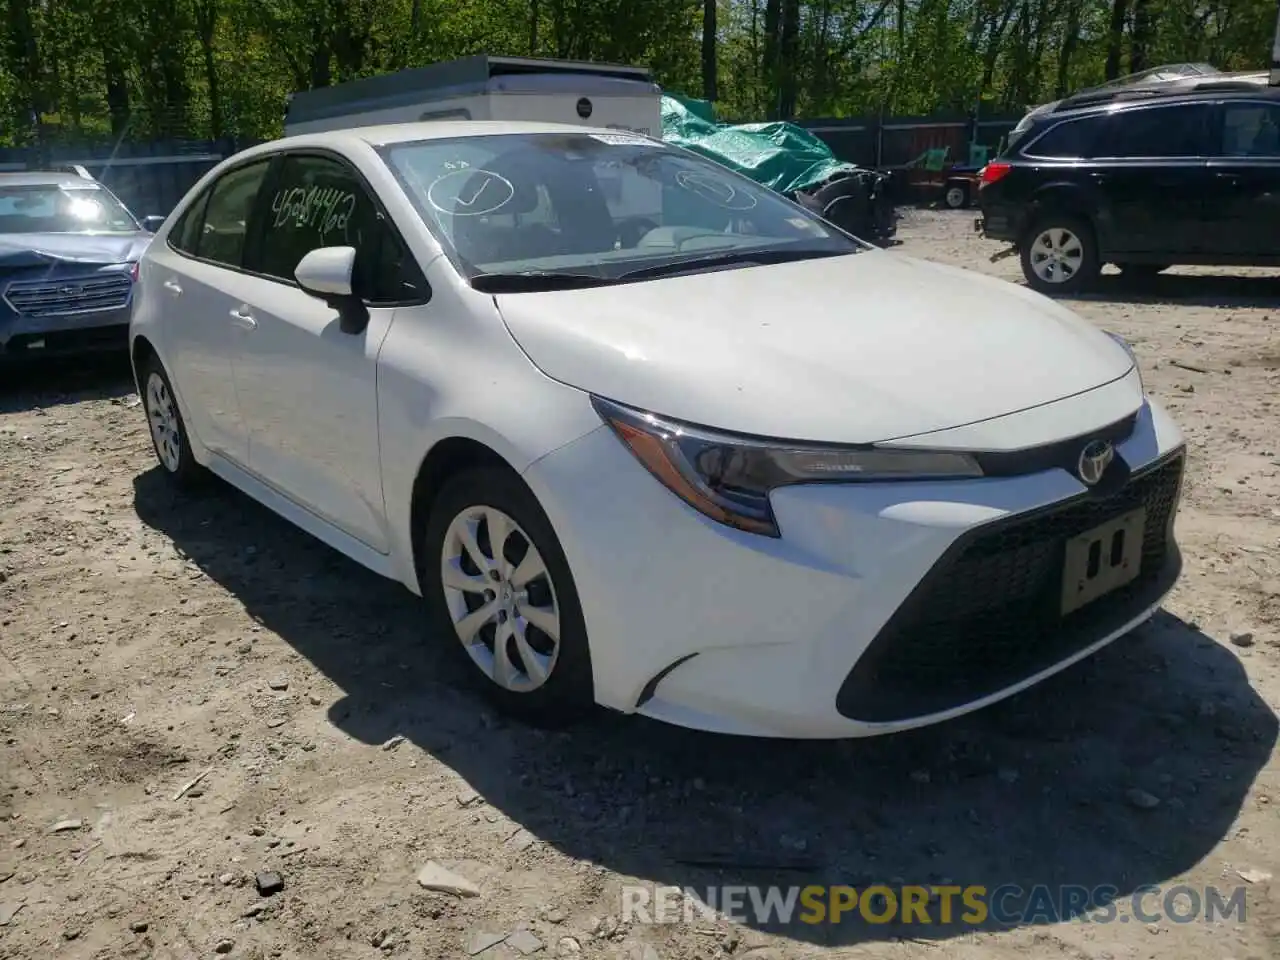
[1204,100,1280,257]
[230,151,428,553]
[1087,102,1213,258]
[154,159,272,464]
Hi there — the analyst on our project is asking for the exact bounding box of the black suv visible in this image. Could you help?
[976,73,1280,294]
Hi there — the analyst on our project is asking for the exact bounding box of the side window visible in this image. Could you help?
[168,188,209,255]
[1221,103,1280,158]
[359,224,430,304]
[195,160,271,267]
[1093,104,1212,159]
[255,155,369,282]
[254,154,425,304]
[1022,119,1097,159]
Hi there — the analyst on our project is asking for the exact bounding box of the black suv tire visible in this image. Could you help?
[1020,215,1101,295]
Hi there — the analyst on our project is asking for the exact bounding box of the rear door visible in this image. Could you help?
[1204,99,1280,257]
[1086,102,1214,257]
[149,158,273,465]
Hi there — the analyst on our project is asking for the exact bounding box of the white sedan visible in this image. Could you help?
[129,120,1186,738]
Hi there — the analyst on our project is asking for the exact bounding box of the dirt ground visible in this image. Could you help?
[2,209,1279,960]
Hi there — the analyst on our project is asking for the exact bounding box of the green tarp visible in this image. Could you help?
[659,94,859,196]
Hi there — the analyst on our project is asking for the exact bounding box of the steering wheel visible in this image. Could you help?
[615,217,659,249]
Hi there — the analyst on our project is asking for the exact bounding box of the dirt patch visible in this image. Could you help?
[1,213,1278,959]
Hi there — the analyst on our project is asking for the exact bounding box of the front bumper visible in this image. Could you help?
[0,303,132,361]
[523,397,1186,739]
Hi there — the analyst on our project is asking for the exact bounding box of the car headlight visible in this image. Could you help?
[592,396,983,538]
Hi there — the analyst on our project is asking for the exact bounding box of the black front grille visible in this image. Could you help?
[836,452,1185,723]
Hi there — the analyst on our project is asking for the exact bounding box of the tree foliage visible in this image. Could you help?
[0,0,1274,145]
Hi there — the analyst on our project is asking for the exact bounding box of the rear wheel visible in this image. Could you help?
[1020,216,1100,295]
[944,183,970,210]
[141,355,205,489]
[421,467,594,727]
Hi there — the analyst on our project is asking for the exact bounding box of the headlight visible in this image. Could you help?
[592,396,983,538]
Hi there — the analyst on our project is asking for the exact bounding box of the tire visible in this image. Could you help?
[1020,215,1101,295]
[140,354,205,490]
[944,183,969,209]
[421,467,594,727]
[1117,263,1169,280]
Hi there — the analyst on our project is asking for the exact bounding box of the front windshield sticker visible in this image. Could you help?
[674,169,759,211]
[588,133,656,147]
[427,169,515,216]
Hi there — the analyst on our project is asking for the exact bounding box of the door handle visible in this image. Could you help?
[1214,172,1242,184]
[228,307,257,330]
[163,279,182,295]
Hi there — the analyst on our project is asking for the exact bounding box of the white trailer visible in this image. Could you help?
[283,55,663,138]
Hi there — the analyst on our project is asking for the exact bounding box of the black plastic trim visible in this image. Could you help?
[971,410,1137,478]
[835,448,1185,724]
[636,654,699,708]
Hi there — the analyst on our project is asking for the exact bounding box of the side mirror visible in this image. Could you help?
[295,246,368,335]
[141,215,166,233]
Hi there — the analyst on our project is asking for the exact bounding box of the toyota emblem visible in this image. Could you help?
[1076,439,1115,486]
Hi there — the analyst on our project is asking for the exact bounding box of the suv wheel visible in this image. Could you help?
[1020,217,1100,295]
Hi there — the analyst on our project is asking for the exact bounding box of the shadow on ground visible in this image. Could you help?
[0,352,135,413]
[134,467,1277,948]
[1053,271,1280,309]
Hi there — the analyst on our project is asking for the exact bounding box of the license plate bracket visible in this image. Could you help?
[1060,508,1146,615]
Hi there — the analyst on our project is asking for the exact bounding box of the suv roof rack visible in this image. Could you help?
[1055,72,1271,112]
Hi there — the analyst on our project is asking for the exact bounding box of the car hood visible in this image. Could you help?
[0,232,149,268]
[495,251,1135,444]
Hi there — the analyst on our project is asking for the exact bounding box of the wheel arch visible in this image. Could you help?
[1022,184,1103,249]
[407,434,530,592]
[130,334,158,394]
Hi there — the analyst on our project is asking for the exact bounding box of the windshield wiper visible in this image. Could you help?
[615,247,852,282]
[470,271,616,293]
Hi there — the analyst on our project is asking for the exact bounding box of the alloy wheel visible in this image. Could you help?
[440,506,561,693]
[1029,227,1084,285]
[145,372,182,473]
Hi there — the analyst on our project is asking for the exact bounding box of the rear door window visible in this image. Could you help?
[1220,103,1280,157]
[168,189,210,255]
[1021,118,1100,159]
[1092,103,1213,159]
[189,160,272,267]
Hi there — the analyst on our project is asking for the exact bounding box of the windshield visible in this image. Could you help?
[379,132,861,286]
[0,184,138,234]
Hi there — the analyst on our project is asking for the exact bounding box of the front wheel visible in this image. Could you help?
[421,467,594,727]
[1020,217,1101,295]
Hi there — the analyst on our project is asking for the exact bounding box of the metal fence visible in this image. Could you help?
[0,113,1022,217]
[800,114,1023,169]
[0,139,261,218]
